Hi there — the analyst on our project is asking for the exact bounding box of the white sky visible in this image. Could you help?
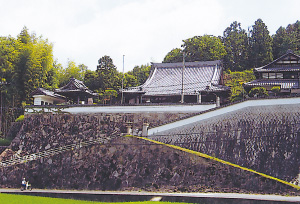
[1,0,300,72]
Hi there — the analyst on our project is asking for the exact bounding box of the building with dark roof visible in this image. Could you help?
[32,77,98,105]
[122,60,230,105]
[55,77,98,104]
[244,50,300,95]
[31,88,66,105]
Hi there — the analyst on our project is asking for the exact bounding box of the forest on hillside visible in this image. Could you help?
[0,18,300,138]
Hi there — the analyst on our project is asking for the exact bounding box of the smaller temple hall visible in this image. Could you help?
[31,77,98,105]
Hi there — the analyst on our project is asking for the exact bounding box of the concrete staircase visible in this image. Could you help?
[0,137,111,168]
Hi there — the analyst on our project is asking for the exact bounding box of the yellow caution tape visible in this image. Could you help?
[126,135,300,190]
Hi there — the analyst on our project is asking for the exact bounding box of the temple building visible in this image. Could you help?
[244,50,300,95]
[55,77,98,104]
[122,60,230,105]
[31,77,98,105]
[31,88,66,106]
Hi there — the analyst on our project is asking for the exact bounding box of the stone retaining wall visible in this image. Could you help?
[150,104,300,183]
[0,137,297,195]
[1,112,191,161]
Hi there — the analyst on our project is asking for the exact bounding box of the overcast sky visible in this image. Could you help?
[1,0,300,72]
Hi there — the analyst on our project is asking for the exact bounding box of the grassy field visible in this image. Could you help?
[0,193,189,204]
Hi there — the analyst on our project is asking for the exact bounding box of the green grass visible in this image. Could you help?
[0,193,190,204]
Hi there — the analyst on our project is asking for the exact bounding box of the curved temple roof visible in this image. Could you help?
[123,61,229,96]
[55,77,98,97]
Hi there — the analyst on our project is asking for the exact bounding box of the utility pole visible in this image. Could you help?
[181,52,185,103]
[121,55,125,104]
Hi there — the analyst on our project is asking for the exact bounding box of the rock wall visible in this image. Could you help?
[3,112,191,159]
[1,107,300,194]
[150,104,300,183]
[0,137,297,195]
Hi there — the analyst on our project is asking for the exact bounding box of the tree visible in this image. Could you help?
[84,70,99,91]
[127,64,151,86]
[163,48,183,63]
[272,27,291,59]
[224,70,255,102]
[249,87,268,98]
[286,21,300,55]
[249,19,273,68]
[57,61,87,87]
[223,21,249,71]
[182,35,227,62]
[98,89,118,105]
[97,55,116,71]
[123,73,138,88]
[273,21,300,58]
[97,55,121,91]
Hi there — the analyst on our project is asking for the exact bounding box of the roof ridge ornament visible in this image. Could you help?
[287,49,293,54]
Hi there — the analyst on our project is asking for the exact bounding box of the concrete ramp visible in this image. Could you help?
[148,97,300,135]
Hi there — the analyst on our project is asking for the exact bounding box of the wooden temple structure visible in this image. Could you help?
[244,50,300,95]
[31,77,98,105]
[122,61,230,105]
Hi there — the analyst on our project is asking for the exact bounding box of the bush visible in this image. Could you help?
[249,87,269,98]
[271,86,281,96]
[15,115,24,122]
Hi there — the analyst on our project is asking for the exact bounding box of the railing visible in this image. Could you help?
[0,137,111,168]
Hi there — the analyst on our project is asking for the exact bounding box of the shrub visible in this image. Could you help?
[249,87,269,98]
[271,86,281,96]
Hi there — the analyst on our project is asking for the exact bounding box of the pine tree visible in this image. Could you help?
[249,19,273,68]
[223,21,249,71]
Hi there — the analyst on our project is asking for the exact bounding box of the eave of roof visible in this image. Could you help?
[55,77,97,96]
[31,88,67,100]
[255,51,300,72]
[243,79,299,89]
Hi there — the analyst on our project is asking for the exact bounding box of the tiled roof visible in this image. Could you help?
[31,88,66,99]
[256,65,300,72]
[123,61,229,96]
[243,79,299,89]
[55,77,98,96]
[255,51,300,72]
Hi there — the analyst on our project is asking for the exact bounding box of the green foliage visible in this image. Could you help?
[127,64,151,86]
[163,48,183,63]
[183,35,227,62]
[97,55,121,91]
[271,86,281,95]
[57,61,87,87]
[124,73,138,87]
[249,87,269,98]
[224,70,255,102]
[272,21,300,59]
[98,89,118,104]
[249,19,273,68]
[84,70,99,91]
[0,27,57,106]
[15,115,24,122]
[97,55,116,71]
[223,21,249,71]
